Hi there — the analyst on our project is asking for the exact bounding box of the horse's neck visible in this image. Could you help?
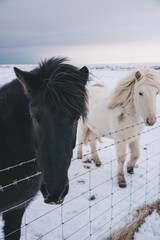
[0,79,30,122]
[0,80,35,166]
[116,103,143,127]
[0,79,28,104]
[123,102,136,116]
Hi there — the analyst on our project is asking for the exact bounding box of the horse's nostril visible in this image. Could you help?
[60,182,69,198]
[146,117,156,126]
[40,183,49,199]
[146,118,152,125]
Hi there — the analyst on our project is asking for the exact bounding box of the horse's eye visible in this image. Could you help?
[74,118,79,125]
[139,92,143,96]
[31,115,38,124]
[157,92,159,95]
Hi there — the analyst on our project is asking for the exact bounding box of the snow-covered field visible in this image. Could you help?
[1,63,160,240]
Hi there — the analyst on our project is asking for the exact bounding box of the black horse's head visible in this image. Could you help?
[14,58,88,204]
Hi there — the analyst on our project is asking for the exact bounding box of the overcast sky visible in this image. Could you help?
[1,0,160,64]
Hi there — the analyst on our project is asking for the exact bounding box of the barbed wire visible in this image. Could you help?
[75,116,160,147]
[0,158,36,173]
[1,120,160,239]
[72,123,160,161]
[0,120,159,200]
[0,171,41,192]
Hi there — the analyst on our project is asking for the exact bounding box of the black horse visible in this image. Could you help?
[0,57,88,239]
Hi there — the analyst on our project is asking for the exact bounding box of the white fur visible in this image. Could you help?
[77,68,160,187]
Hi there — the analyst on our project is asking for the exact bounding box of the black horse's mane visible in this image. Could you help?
[34,57,88,119]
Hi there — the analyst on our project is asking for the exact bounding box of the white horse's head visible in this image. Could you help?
[108,68,160,126]
[134,70,159,126]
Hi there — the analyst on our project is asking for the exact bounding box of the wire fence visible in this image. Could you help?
[1,117,160,240]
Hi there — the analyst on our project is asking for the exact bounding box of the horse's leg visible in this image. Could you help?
[127,139,140,174]
[116,143,127,188]
[77,120,89,159]
[77,120,102,166]
[90,132,102,166]
[3,207,25,240]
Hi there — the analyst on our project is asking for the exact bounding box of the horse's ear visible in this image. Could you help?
[14,67,39,96]
[135,71,142,81]
[80,66,89,79]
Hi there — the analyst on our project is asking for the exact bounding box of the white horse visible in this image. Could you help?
[77,68,160,188]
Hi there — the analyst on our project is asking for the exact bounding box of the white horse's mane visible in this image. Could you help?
[107,68,160,110]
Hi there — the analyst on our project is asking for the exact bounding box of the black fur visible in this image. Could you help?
[0,57,88,239]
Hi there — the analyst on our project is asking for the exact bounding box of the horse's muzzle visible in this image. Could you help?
[145,117,156,126]
[40,181,69,205]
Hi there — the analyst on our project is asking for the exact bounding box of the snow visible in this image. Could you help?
[134,211,160,240]
[0,63,160,240]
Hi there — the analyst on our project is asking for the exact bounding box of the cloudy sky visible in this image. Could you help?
[1,0,160,64]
